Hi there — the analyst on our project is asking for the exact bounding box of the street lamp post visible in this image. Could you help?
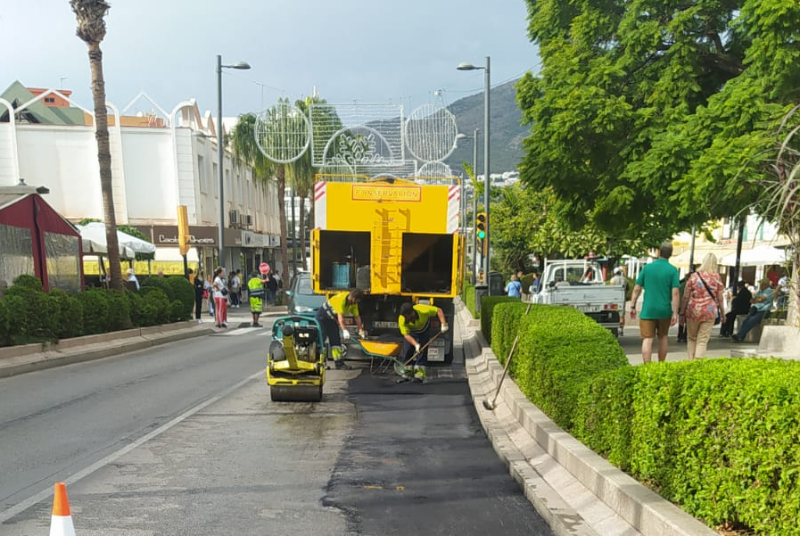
[216,55,250,269]
[458,57,490,292]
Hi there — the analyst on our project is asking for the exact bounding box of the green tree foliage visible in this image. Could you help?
[490,184,656,273]
[517,0,800,237]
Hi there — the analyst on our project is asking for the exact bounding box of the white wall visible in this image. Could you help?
[122,128,176,222]
[16,125,104,220]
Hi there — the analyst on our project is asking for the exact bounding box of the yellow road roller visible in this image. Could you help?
[267,315,326,402]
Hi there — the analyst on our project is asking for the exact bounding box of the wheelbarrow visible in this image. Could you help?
[352,332,444,378]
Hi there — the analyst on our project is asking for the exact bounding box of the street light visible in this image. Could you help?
[216,55,250,269]
[456,129,479,283]
[457,57,490,292]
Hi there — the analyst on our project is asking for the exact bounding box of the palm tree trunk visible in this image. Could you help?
[277,166,290,285]
[88,42,123,291]
[300,195,308,271]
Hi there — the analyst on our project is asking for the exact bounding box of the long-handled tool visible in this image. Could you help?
[483,301,533,411]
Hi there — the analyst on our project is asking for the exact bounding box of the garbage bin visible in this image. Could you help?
[474,284,488,315]
[489,271,504,296]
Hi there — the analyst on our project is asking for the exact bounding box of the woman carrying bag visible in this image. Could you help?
[679,253,725,360]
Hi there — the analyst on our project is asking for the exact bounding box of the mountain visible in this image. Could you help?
[445,78,528,175]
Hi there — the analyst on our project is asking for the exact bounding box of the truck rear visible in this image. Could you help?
[311,175,464,363]
[534,260,625,335]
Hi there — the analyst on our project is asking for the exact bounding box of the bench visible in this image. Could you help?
[735,311,785,343]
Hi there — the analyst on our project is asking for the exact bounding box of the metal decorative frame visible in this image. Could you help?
[404,104,458,163]
[254,102,311,164]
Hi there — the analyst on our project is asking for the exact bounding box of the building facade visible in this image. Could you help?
[0,82,283,277]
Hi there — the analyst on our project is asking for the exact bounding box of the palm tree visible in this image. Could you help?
[70,0,124,290]
[287,96,320,272]
[229,113,290,284]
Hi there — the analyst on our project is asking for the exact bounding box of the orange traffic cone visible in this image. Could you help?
[49,482,76,536]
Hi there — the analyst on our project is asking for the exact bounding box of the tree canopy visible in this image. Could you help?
[517,0,800,242]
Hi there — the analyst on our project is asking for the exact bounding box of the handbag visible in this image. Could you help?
[695,272,721,325]
[222,288,229,296]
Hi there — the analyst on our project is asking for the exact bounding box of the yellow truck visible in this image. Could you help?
[311,175,464,363]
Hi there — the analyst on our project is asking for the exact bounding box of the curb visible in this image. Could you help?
[456,303,717,536]
[0,322,213,379]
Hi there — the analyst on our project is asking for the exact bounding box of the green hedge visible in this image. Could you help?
[490,303,627,430]
[575,359,800,535]
[142,277,176,301]
[480,296,521,344]
[0,277,186,348]
[462,280,477,318]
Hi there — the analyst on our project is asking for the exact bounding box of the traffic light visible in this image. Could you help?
[476,212,487,241]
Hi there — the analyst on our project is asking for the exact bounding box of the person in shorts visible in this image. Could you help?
[629,243,680,363]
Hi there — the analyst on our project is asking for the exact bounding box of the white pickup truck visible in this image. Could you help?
[532,260,626,335]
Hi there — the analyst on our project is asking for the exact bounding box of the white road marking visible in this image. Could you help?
[0,371,263,524]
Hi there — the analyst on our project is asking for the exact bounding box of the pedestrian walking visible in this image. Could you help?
[505,274,523,298]
[191,269,204,323]
[212,267,228,328]
[266,272,278,305]
[629,242,680,363]
[678,253,725,360]
[228,271,241,308]
[204,277,215,317]
[398,302,448,383]
[315,289,365,369]
[610,267,628,336]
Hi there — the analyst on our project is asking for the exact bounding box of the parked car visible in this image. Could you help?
[286,271,326,316]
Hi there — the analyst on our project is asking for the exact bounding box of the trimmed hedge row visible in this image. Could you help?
[0,275,194,347]
[490,303,627,430]
[461,280,477,318]
[480,296,521,344]
[575,358,800,535]
[487,300,800,535]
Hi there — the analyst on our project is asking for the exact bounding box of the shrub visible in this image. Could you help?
[4,285,56,342]
[576,358,800,535]
[480,295,520,343]
[462,281,477,318]
[490,301,527,365]
[12,274,44,292]
[141,289,170,326]
[170,299,188,322]
[78,289,110,335]
[49,289,84,339]
[141,277,175,301]
[125,291,144,327]
[165,276,194,320]
[512,305,627,430]
[0,298,10,346]
[105,289,133,332]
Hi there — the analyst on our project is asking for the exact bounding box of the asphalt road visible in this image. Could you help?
[0,320,552,535]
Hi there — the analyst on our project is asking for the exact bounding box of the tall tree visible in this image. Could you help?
[229,111,291,284]
[517,0,800,239]
[70,0,124,290]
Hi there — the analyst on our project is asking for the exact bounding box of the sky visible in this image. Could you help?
[0,0,539,119]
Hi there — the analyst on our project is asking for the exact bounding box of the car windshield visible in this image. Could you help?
[294,274,326,308]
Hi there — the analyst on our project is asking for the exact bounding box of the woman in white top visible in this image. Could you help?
[212,267,228,328]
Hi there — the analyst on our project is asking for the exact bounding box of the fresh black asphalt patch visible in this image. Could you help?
[323,368,554,535]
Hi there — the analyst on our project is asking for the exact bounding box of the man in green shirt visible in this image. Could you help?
[629,243,680,363]
[398,302,448,383]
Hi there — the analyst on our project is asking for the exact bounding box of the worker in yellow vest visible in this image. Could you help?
[247,271,267,327]
[398,302,447,383]
[316,289,366,369]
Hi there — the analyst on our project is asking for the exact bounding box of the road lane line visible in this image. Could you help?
[0,370,264,524]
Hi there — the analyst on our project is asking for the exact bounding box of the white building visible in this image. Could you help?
[0,81,283,277]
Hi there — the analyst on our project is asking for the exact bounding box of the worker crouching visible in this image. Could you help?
[398,303,448,383]
[316,289,365,370]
